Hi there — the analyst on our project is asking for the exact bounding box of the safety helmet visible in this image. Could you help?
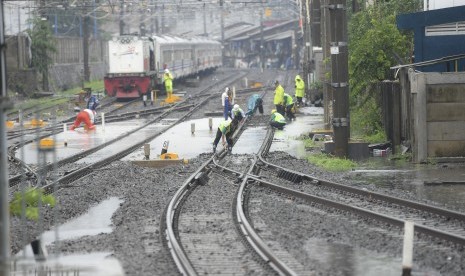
[233,104,239,111]
[164,69,169,73]
[274,80,279,85]
[271,109,276,114]
[225,87,230,93]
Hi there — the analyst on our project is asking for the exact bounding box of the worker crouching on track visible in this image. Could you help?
[213,119,233,153]
[70,109,97,131]
[269,109,286,130]
[283,93,296,121]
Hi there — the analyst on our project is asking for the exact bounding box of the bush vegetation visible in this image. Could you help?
[348,0,421,142]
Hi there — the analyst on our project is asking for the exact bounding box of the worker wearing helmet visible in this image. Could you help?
[273,80,285,116]
[283,93,296,120]
[212,119,233,153]
[269,109,286,130]
[294,75,305,106]
[70,109,97,131]
[231,104,245,122]
[231,104,245,133]
[164,69,174,99]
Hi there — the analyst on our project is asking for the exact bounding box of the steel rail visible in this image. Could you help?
[7,103,191,188]
[256,130,465,246]
[257,139,465,222]
[164,81,270,275]
[233,126,298,276]
[247,175,465,246]
[41,72,249,193]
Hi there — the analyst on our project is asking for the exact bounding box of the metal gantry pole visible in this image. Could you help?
[328,0,349,157]
[0,1,11,275]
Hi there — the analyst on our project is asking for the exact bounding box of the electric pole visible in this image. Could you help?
[260,10,264,70]
[301,0,312,103]
[203,3,207,36]
[220,0,225,64]
[0,1,11,275]
[119,0,124,35]
[328,0,349,157]
[83,13,90,82]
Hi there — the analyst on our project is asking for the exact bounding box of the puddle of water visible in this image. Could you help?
[350,162,465,211]
[14,197,124,274]
[304,238,439,276]
[269,107,325,158]
[16,119,147,165]
[124,117,228,160]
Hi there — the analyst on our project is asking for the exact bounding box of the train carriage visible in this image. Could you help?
[104,34,222,99]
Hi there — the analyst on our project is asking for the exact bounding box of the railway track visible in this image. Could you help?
[7,70,249,201]
[164,95,465,275]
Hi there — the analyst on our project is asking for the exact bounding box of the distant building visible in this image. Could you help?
[397,5,465,72]
[4,1,33,35]
[424,0,465,10]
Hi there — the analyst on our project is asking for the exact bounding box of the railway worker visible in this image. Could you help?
[70,108,97,131]
[294,75,305,107]
[283,93,296,121]
[269,109,286,130]
[212,119,233,153]
[273,80,285,116]
[164,69,174,99]
[221,87,232,120]
[231,104,245,133]
[86,94,99,111]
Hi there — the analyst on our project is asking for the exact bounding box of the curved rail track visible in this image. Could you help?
[163,90,465,275]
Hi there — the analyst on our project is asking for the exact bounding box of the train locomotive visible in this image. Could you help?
[104,35,222,99]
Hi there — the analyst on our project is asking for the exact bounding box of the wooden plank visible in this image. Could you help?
[427,84,465,103]
[428,141,465,157]
[427,121,465,140]
[427,103,465,121]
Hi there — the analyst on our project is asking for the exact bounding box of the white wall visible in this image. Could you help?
[425,0,465,10]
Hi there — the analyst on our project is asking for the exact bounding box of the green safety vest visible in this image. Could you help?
[284,93,293,106]
[295,76,305,97]
[219,120,232,134]
[271,112,286,124]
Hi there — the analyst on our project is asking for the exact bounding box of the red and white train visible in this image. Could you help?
[104,35,222,99]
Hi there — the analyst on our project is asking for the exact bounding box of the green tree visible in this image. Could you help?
[348,0,421,140]
[27,17,57,91]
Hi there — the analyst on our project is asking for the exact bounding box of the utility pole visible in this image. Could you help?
[302,0,312,102]
[260,10,264,70]
[311,0,321,47]
[203,3,207,36]
[328,0,349,157]
[0,2,11,275]
[220,0,225,64]
[161,4,164,34]
[83,13,90,82]
[322,0,332,129]
[119,0,124,35]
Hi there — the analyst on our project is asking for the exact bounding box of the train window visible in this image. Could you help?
[175,50,182,60]
[163,51,171,63]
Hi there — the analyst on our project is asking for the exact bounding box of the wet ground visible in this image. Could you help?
[7,68,465,275]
